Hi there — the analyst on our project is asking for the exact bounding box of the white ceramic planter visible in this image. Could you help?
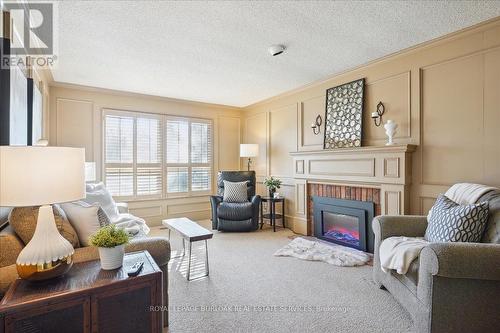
[98,244,125,270]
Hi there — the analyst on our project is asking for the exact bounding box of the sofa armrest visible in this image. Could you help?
[116,202,129,214]
[372,215,428,242]
[420,242,500,280]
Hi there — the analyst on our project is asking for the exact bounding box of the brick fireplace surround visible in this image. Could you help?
[307,183,381,236]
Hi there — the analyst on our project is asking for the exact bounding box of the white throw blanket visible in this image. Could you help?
[112,213,150,237]
[274,237,370,267]
[445,183,497,205]
[379,237,429,274]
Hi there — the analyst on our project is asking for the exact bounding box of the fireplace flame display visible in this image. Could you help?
[324,227,360,247]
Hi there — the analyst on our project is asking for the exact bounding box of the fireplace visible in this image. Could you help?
[313,196,375,253]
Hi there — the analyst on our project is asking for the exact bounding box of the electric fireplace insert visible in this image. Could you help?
[313,196,375,253]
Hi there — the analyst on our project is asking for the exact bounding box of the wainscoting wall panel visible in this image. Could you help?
[242,18,500,234]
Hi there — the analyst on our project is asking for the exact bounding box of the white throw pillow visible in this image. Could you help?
[223,180,249,203]
[61,201,110,246]
[82,182,119,221]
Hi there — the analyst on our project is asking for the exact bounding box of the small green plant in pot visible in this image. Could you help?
[263,176,282,198]
[89,224,129,270]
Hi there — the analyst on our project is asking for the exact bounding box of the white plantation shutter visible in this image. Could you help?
[165,117,212,195]
[104,111,162,199]
[104,115,134,196]
[104,111,212,199]
[136,117,162,196]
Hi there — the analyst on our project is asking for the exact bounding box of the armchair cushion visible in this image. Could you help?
[217,202,253,220]
[222,180,249,203]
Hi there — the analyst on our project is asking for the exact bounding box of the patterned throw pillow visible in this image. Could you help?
[223,180,249,203]
[425,195,489,242]
[61,201,111,246]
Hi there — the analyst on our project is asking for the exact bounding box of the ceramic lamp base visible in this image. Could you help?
[17,255,73,281]
[16,205,75,281]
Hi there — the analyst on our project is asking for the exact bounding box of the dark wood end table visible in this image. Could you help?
[0,251,163,333]
[260,197,286,232]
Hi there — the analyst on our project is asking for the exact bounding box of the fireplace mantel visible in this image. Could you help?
[289,144,417,235]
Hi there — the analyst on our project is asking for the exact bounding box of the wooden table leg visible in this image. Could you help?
[272,201,276,232]
[260,201,264,229]
[282,200,285,228]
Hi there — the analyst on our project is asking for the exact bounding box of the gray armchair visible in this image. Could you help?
[372,190,500,333]
[210,171,261,232]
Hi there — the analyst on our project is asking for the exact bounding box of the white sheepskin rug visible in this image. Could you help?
[274,237,371,267]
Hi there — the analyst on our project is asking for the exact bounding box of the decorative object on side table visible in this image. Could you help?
[384,120,398,145]
[0,146,85,281]
[264,176,282,198]
[240,144,259,171]
[324,78,365,149]
[89,224,130,270]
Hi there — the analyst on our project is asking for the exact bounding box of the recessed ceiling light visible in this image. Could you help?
[268,44,286,56]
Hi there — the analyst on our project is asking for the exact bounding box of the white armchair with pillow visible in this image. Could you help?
[372,183,500,333]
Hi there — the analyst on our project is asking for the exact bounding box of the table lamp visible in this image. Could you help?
[240,144,259,171]
[0,146,85,280]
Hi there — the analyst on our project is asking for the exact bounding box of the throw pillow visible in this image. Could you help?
[223,180,249,203]
[82,182,119,221]
[9,205,80,248]
[61,201,111,246]
[425,195,489,243]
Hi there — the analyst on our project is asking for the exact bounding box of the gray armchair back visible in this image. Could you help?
[210,171,260,232]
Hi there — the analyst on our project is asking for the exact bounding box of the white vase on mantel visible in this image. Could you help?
[384,120,398,146]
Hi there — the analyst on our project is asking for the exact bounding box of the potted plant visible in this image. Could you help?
[263,176,282,198]
[89,224,129,270]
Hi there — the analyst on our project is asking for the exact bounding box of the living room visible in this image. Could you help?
[1,1,499,333]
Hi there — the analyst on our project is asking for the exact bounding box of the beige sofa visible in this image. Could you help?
[0,204,170,327]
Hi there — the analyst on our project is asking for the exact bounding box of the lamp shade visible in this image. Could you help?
[0,146,86,206]
[240,144,259,158]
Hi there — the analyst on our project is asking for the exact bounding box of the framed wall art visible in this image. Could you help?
[323,78,365,149]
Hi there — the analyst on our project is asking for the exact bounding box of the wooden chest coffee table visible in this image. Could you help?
[162,217,213,281]
[0,251,162,333]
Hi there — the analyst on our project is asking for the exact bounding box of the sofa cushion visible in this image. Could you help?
[479,190,500,243]
[425,195,489,243]
[0,225,24,267]
[9,205,80,248]
[61,201,110,246]
[222,180,249,203]
[217,202,253,220]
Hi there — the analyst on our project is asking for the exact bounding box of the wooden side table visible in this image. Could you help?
[260,197,285,232]
[0,251,162,333]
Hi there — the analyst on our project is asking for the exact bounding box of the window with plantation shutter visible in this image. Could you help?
[103,111,162,199]
[103,110,212,199]
[165,117,212,196]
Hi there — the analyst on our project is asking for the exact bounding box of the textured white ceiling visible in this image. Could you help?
[52,1,500,107]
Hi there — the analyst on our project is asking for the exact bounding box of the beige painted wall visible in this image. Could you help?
[49,84,242,225]
[242,18,500,229]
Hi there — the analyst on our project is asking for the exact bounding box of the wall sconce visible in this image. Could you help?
[371,102,385,127]
[311,115,322,135]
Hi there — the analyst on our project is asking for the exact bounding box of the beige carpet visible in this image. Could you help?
[150,220,414,333]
